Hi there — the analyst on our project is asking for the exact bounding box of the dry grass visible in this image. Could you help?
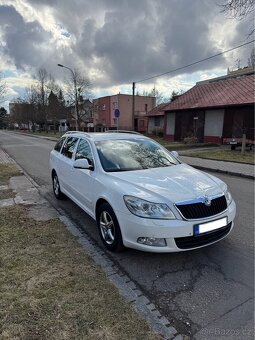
[0,189,15,200]
[0,205,161,340]
[0,164,21,185]
[150,136,218,151]
[184,149,255,164]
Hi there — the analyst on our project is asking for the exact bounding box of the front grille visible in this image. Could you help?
[175,222,232,249]
[176,195,227,220]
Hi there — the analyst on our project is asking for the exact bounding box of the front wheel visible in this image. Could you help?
[52,172,65,200]
[97,203,124,252]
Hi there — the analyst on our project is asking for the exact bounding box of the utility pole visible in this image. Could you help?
[132,82,135,131]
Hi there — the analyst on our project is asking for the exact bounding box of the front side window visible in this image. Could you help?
[61,137,78,159]
[96,139,178,172]
[54,136,66,152]
[75,139,94,166]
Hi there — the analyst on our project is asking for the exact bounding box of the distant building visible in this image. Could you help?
[147,103,168,135]
[93,94,156,132]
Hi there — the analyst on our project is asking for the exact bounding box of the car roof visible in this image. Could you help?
[63,131,150,142]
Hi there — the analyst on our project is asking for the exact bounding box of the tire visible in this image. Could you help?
[97,202,124,252]
[52,171,65,200]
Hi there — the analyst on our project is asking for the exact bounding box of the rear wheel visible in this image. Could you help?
[52,172,65,200]
[97,203,124,252]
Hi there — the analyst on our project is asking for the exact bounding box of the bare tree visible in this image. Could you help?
[48,90,66,134]
[220,0,255,36]
[35,68,61,131]
[0,72,7,103]
[22,86,40,131]
[35,68,48,130]
[247,47,255,67]
[142,86,167,105]
[63,69,91,129]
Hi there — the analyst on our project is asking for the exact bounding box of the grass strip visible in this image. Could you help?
[0,164,22,185]
[0,189,15,200]
[183,149,255,164]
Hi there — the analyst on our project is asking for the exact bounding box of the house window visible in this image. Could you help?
[145,104,148,112]
[102,104,106,110]
[154,116,160,127]
[113,118,118,125]
[112,102,118,109]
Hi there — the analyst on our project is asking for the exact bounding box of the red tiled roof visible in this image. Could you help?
[163,74,255,111]
[147,103,169,116]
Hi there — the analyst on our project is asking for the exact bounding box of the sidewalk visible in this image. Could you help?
[179,155,255,179]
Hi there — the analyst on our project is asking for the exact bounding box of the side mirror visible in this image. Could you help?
[73,158,93,170]
[171,151,179,159]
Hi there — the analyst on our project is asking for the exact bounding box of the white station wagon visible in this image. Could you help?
[49,131,236,253]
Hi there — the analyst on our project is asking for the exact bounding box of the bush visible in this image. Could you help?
[183,136,199,144]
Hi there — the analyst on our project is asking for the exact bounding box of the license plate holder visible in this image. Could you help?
[194,217,227,235]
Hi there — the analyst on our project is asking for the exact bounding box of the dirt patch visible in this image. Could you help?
[0,189,15,200]
[0,164,21,185]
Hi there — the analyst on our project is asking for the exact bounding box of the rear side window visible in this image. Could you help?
[54,136,66,152]
[61,137,78,159]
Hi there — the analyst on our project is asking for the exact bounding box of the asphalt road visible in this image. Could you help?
[1,131,254,339]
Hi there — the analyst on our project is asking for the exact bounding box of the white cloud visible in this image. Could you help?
[0,0,253,104]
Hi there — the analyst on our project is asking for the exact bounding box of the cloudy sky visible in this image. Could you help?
[0,0,253,110]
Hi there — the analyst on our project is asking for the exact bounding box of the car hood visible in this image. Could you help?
[107,163,225,203]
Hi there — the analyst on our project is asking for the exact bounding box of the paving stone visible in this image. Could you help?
[0,149,15,164]
[0,198,15,208]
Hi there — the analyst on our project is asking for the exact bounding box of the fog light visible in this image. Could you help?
[137,237,167,247]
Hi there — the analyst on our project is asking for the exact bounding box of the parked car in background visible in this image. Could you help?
[49,131,236,252]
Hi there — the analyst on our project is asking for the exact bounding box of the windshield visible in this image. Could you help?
[95,139,178,172]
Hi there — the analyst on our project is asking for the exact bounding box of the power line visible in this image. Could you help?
[135,39,255,83]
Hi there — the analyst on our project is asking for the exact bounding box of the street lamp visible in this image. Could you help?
[57,63,78,131]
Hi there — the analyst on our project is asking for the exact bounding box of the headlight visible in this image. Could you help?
[225,190,232,206]
[123,195,175,219]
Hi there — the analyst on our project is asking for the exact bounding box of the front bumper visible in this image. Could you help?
[115,200,236,253]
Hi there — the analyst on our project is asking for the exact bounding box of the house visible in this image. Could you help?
[147,103,169,135]
[163,69,254,143]
[93,94,156,132]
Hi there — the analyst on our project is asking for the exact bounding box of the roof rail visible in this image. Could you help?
[64,131,91,138]
[105,130,142,135]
